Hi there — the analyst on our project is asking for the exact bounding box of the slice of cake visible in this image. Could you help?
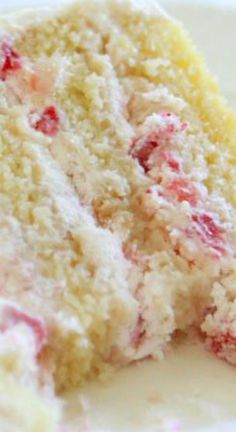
[1,0,236,429]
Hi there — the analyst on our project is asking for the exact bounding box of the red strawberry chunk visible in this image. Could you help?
[192,213,226,255]
[163,152,181,172]
[30,105,60,137]
[0,41,22,81]
[130,113,187,172]
[210,332,236,356]
[167,178,199,206]
[193,213,222,238]
[130,132,160,172]
[1,304,47,354]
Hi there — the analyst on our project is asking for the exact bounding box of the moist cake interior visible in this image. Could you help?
[0,0,236,430]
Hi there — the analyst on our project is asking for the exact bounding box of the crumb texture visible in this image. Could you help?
[0,0,236,430]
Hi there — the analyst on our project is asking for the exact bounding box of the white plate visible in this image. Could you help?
[1,1,236,431]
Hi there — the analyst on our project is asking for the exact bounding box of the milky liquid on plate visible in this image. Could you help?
[67,344,236,432]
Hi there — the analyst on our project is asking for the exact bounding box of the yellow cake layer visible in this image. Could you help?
[13,0,236,205]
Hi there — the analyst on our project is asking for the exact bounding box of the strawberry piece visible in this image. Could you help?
[0,41,22,81]
[210,332,236,356]
[193,213,221,237]
[163,152,181,172]
[1,304,47,354]
[30,105,60,137]
[167,177,199,206]
[192,213,226,255]
[132,314,146,348]
[130,113,187,172]
[130,132,160,172]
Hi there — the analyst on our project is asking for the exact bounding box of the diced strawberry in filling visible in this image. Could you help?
[130,113,187,172]
[135,119,229,262]
[192,213,226,255]
[132,314,146,349]
[30,105,60,136]
[0,41,22,80]
[163,152,181,172]
[0,304,47,354]
[130,132,160,172]
[209,332,236,356]
[167,178,199,206]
